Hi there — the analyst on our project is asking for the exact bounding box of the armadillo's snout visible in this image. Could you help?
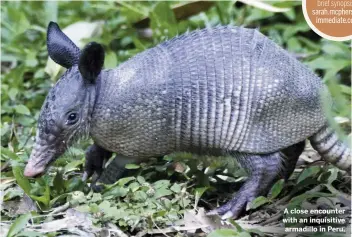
[24,140,58,178]
[24,145,47,177]
[24,162,46,178]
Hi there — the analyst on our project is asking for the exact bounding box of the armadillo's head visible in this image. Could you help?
[24,22,105,177]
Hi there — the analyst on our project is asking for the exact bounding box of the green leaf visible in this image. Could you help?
[269,179,284,199]
[103,186,128,198]
[1,123,11,137]
[89,203,100,213]
[339,85,351,96]
[65,176,84,192]
[153,180,170,189]
[30,183,50,208]
[49,193,69,207]
[76,204,90,213]
[289,191,334,206]
[154,187,173,199]
[136,176,146,184]
[91,193,102,203]
[128,182,140,192]
[25,51,38,67]
[150,2,178,40]
[15,105,31,115]
[170,183,181,193]
[53,169,65,194]
[104,51,118,69]
[297,166,320,184]
[161,198,171,210]
[194,187,208,207]
[125,164,140,169]
[283,9,295,21]
[105,206,127,220]
[1,148,20,161]
[8,88,18,101]
[238,232,252,237]
[228,219,244,232]
[7,213,31,237]
[117,177,135,186]
[291,177,320,195]
[245,8,274,23]
[132,37,147,51]
[119,1,148,19]
[4,6,30,37]
[44,1,58,23]
[3,65,26,89]
[287,38,301,52]
[215,1,233,24]
[297,36,321,51]
[12,166,31,194]
[64,160,83,174]
[322,42,349,56]
[195,187,208,198]
[248,196,270,210]
[247,228,265,237]
[132,190,148,202]
[327,168,338,185]
[306,57,349,71]
[3,187,23,201]
[180,198,191,208]
[98,200,111,211]
[282,23,310,41]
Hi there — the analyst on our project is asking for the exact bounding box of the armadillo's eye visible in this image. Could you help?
[66,112,78,125]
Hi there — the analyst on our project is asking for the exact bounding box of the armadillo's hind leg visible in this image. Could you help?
[207,153,282,219]
[281,141,305,180]
[310,125,351,173]
[208,142,305,219]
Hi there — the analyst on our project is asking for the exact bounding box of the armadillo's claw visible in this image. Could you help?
[222,211,235,220]
[83,144,112,192]
[205,209,219,216]
[206,202,231,216]
[206,192,252,219]
[82,168,95,182]
[90,173,105,192]
[91,183,104,193]
[82,172,88,182]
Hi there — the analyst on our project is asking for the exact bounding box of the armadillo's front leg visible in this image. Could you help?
[82,144,112,189]
[92,155,141,192]
[208,141,305,219]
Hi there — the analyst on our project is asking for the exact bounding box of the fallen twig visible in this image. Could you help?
[260,212,282,225]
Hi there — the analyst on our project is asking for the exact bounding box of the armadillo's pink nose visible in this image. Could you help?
[24,162,45,177]
[24,140,48,177]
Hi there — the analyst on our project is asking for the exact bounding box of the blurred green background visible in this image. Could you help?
[1,1,351,236]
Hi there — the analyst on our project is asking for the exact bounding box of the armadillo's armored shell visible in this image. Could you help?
[91,26,328,156]
[161,26,327,153]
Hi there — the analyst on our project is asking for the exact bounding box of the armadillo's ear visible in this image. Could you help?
[78,42,105,83]
[47,21,80,68]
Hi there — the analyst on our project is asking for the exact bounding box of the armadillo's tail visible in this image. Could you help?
[309,125,351,173]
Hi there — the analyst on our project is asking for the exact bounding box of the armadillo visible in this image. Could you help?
[24,22,351,219]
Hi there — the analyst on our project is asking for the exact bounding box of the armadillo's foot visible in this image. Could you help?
[207,162,278,220]
[208,152,284,219]
[207,142,305,219]
[83,144,112,189]
[207,180,259,219]
[92,155,141,192]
